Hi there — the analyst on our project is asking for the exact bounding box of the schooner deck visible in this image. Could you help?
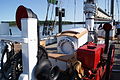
[46,41,120,80]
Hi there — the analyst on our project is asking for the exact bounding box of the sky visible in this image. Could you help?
[0,0,120,22]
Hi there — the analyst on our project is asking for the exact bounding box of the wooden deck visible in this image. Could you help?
[110,42,120,80]
[0,40,120,80]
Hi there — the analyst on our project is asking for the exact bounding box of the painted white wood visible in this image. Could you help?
[0,23,9,35]
[57,28,88,54]
[19,18,38,80]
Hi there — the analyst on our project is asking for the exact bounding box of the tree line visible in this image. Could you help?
[6,21,74,26]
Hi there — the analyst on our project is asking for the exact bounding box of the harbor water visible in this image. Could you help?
[9,24,85,37]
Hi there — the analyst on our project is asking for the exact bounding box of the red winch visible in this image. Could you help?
[76,42,114,80]
[75,23,115,80]
[77,42,114,80]
[77,42,105,70]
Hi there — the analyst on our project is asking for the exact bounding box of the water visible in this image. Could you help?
[9,27,21,35]
[9,24,85,38]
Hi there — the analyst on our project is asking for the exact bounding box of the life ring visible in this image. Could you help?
[58,37,76,54]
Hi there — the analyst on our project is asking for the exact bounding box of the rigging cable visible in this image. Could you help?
[116,0,120,21]
[52,1,59,31]
[50,5,55,21]
[47,4,55,35]
[108,0,110,14]
[49,1,59,35]
[52,10,58,35]
[83,0,85,27]
[63,0,68,22]
[105,0,107,12]
[74,0,77,27]
[59,0,63,8]
[50,4,55,35]
[42,3,50,36]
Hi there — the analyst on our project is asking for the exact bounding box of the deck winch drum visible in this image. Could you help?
[58,37,76,54]
[57,28,88,54]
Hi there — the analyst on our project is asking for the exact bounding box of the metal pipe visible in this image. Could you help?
[103,23,112,54]
[111,0,114,19]
[59,11,62,33]
[104,30,110,54]
[105,45,115,80]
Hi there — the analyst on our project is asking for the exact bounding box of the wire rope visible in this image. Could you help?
[108,0,110,14]
[74,0,77,27]
[42,3,50,36]
[105,0,107,12]
[116,0,120,21]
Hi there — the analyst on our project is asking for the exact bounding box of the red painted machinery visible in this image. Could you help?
[77,42,105,70]
[76,23,115,80]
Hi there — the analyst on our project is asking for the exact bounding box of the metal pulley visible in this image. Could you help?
[16,5,38,31]
[55,7,65,17]
[61,8,65,17]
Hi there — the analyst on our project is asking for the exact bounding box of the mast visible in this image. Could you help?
[84,0,96,31]
[110,0,114,20]
[86,0,96,3]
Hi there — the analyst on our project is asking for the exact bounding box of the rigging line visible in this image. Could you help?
[63,0,69,21]
[83,0,85,27]
[47,4,55,36]
[42,3,50,36]
[52,16,57,34]
[108,0,110,14]
[74,0,77,27]
[116,0,120,21]
[50,4,54,20]
[45,3,50,23]
[105,0,107,12]
[58,0,62,9]
[51,1,60,35]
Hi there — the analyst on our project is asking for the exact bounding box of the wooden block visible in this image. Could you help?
[40,40,46,47]
[48,53,77,63]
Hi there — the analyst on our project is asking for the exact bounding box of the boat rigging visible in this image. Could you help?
[0,0,119,80]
